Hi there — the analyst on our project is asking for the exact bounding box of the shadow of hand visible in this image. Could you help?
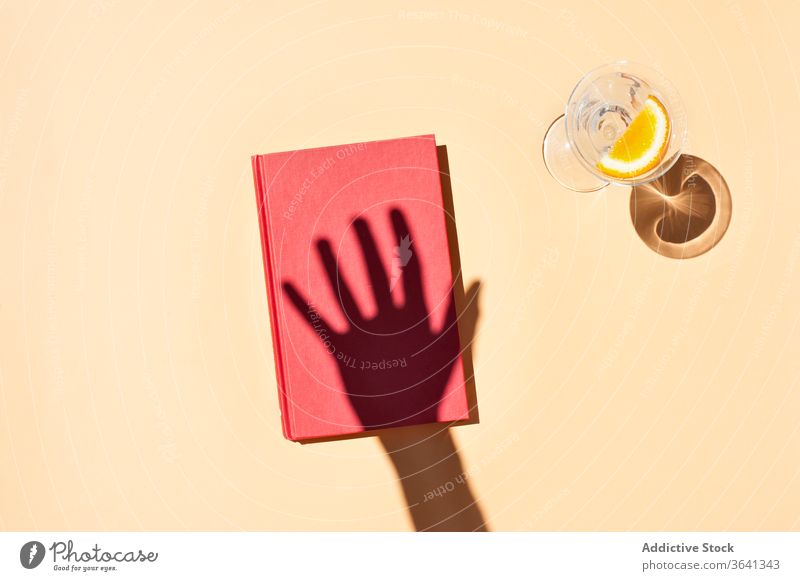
[283,205,486,531]
[283,209,464,430]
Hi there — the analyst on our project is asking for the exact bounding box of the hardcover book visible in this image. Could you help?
[252,134,469,441]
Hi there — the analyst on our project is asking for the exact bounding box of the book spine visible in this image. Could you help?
[251,155,294,441]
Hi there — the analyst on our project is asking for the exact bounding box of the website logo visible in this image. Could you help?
[20,541,46,569]
[390,234,413,290]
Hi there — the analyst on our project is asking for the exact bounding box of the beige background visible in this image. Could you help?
[2,0,799,531]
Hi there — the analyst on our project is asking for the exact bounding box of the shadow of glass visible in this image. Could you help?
[630,154,732,259]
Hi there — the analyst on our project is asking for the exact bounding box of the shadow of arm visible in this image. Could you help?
[379,424,488,532]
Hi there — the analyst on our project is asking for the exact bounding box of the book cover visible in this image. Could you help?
[252,134,469,441]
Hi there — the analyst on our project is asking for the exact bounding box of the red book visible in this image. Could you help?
[252,134,469,441]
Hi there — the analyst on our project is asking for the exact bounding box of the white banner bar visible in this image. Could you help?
[1,532,798,580]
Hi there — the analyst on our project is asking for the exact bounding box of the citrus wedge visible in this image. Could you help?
[596,95,670,179]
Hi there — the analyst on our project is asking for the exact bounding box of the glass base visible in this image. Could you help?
[542,115,609,193]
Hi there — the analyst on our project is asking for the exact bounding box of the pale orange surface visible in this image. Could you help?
[1,0,799,531]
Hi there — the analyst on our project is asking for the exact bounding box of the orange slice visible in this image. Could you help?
[596,95,670,179]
